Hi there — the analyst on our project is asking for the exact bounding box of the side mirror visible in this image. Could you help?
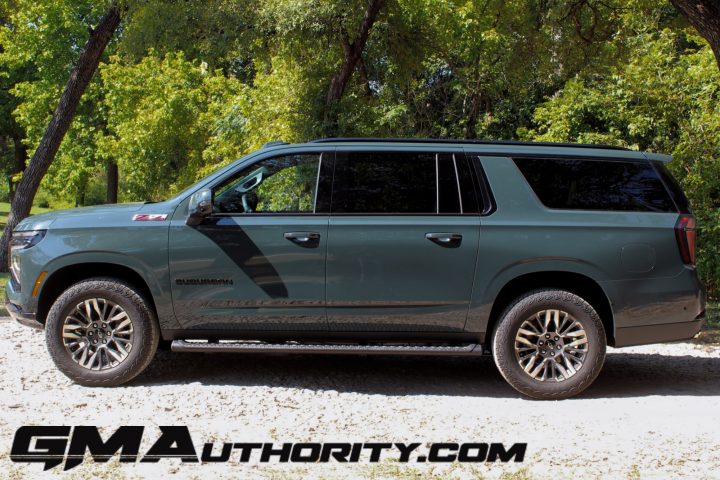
[187,188,212,226]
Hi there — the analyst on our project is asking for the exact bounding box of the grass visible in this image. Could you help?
[705,301,720,328]
[0,272,7,316]
[695,301,720,345]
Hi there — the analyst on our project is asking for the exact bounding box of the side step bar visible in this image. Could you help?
[171,340,482,356]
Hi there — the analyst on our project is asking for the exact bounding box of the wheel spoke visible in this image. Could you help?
[517,328,538,337]
[552,358,569,380]
[515,336,535,347]
[563,354,579,374]
[523,354,539,373]
[106,346,124,363]
[566,338,588,348]
[529,358,548,379]
[83,300,94,322]
[564,330,586,338]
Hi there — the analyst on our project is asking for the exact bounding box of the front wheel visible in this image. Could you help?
[45,278,159,386]
[492,289,606,400]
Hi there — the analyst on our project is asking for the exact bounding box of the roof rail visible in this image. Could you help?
[308,137,630,151]
[262,140,289,149]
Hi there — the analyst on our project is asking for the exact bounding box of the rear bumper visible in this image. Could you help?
[614,317,704,347]
[5,300,43,330]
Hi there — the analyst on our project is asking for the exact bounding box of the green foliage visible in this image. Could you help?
[523,28,720,296]
[1,0,115,204]
[98,52,245,199]
[119,0,259,78]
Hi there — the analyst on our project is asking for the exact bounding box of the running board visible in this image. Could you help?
[171,340,482,356]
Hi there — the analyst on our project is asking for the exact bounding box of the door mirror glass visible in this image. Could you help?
[187,188,213,225]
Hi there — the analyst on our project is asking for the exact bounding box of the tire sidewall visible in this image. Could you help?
[45,279,158,386]
[492,290,606,399]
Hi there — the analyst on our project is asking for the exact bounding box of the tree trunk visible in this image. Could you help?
[9,133,27,203]
[0,4,120,271]
[670,0,720,70]
[464,93,482,140]
[106,160,118,204]
[356,56,372,96]
[323,0,384,133]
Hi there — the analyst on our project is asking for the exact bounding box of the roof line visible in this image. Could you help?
[308,137,630,151]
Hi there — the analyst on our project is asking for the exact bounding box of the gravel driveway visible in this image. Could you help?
[1,318,719,479]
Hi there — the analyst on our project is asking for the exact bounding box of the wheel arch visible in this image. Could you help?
[37,262,157,326]
[485,271,615,347]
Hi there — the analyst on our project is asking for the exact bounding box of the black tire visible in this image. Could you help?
[45,277,159,386]
[492,289,606,400]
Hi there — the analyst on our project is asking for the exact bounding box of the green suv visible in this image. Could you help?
[5,138,705,399]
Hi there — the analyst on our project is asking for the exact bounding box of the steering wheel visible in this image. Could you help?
[241,193,258,213]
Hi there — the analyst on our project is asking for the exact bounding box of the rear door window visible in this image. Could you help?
[331,152,463,214]
[513,157,677,212]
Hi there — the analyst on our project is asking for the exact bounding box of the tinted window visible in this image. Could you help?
[213,153,322,214]
[331,152,463,214]
[438,154,461,214]
[652,161,692,214]
[458,156,481,214]
[514,158,677,212]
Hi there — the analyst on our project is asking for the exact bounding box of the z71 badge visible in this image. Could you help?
[132,213,168,221]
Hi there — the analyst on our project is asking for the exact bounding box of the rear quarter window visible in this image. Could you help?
[513,157,677,212]
[651,161,692,214]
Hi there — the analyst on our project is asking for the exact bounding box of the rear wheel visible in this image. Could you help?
[492,289,606,400]
[45,278,159,386]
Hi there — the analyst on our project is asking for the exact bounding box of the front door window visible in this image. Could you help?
[214,154,322,214]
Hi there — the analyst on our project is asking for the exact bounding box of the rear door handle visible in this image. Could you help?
[425,232,462,248]
[284,231,321,248]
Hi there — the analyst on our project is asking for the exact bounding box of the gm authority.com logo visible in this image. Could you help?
[10,426,527,471]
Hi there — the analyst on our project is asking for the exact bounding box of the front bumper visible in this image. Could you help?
[5,300,43,330]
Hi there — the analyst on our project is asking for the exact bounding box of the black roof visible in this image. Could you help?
[308,137,630,151]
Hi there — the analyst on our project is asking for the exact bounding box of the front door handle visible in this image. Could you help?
[284,231,321,248]
[425,232,462,248]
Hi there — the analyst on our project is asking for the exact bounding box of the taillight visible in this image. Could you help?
[675,215,696,265]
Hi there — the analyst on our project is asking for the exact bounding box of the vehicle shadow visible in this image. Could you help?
[135,347,720,399]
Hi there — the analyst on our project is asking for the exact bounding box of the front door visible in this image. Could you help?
[169,150,332,332]
[326,149,481,332]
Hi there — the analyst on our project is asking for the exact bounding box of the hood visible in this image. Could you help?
[15,203,148,231]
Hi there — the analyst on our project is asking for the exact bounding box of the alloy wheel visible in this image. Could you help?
[514,309,588,382]
[61,298,134,370]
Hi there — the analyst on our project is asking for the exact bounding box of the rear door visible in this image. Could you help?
[326,147,481,332]
[169,149,333,332]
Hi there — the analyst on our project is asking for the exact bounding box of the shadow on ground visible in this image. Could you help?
[134,348,720,399]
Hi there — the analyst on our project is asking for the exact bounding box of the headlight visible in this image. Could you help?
[9,230,46,287]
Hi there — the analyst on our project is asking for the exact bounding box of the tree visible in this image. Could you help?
[0,2,121,270]
[0,0,30,202]
[323,0,385,133]
[98,52,248,200]
[670,0,720,69]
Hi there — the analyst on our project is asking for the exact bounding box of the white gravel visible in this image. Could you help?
[1,318,719,479]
